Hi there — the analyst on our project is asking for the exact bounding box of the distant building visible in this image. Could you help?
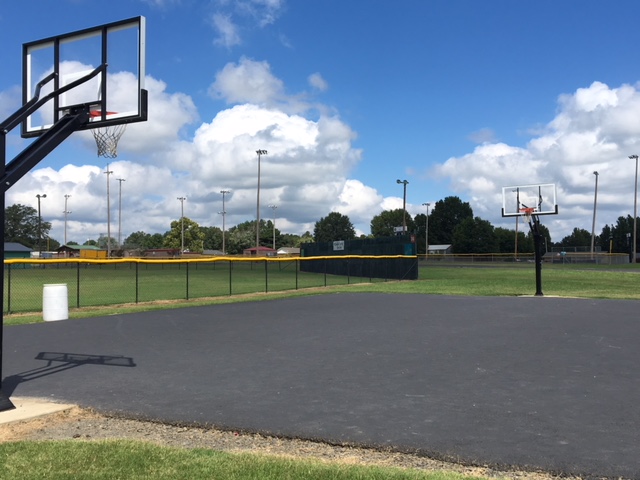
[4,242,32,259]
[277,247,300,256]
[243,246,277,257]
[427,244,452,254]
[56,244,107,259]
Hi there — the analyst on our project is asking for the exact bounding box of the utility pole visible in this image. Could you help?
[269,204,278,249]
[36,193,46,256]
[256,149,267,247]
[396,179,409,233]
[116,178,125,248]
[177,196,186,254]
[219,190,230,254]
[63,194,71,245]
[104,164,113,257]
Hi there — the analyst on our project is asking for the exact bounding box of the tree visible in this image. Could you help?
[226,226,255,254]
[370,209,416,237]
[314,212,356,243]
[124,231,152,250]
[164,217,205,252]
[201,226,223,250]
[598,224,613,253]
[428,197,473,245]
[452,217,498,253]
[559,228,591,249]
[4,204,51,249]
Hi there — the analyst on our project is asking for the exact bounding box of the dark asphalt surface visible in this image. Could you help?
[3,293,639,479]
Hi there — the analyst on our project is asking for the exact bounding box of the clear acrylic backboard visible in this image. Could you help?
[501,183,558,217]
[21,16,147,137]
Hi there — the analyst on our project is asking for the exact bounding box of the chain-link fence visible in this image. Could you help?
[3,255,418,314]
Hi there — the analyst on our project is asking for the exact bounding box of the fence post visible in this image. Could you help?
[295,259,299,290]
[6,264,10,314]
[76,261,80,308]
[186,262,189,300]
[265,259,268,293]
[135,261,139,303]
[324,258,327,287]
[229,260,232,296]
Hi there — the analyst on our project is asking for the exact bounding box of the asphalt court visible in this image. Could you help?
[2,293,639,478]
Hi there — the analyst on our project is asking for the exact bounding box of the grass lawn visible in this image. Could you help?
[0,440,483,480]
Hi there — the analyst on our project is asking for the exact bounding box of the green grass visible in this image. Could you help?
[6,263,640,326]
[0,440,483,480]
[3,261,347,314]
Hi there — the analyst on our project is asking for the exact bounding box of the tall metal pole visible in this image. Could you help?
[590,171,599,258]
[220,190,230,254]
[177,196,186,253]
[63,194,71,245]
[269,204,278,249]
[422,202,430,256]
[116,178,125,248]
[630,155,638,263]
[104,164,113,257]
[36,193,46,255]
[396,179,408,233]
[256,150,267,247]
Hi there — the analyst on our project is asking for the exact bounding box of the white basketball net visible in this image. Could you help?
[92,124,127,158]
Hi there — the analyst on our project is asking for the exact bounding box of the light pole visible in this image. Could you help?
[590,171,599,258]
[629,155,638,263]
[116,178,125,248]
[256,149,267,247]
[36,193,46,256]
[396,179,409,234]
[422,202,430,257]
[177,196,186,254]
[220,190,230,254]
[104,164,113,257]
[269,204,278,250]
[63,194,71,245]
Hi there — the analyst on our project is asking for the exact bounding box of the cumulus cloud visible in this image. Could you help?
[3,57,374,243]
[209,57,284,106]
[435,81,640,240]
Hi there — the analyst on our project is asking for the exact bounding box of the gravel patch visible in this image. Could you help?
[0,407,582,479]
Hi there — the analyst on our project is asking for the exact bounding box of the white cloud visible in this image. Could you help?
[434,81,640,241]
[209,57,284,106]
[308,73,328,92]
[212,13,242,48]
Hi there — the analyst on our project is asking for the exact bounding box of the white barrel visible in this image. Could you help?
[42,284,69,321]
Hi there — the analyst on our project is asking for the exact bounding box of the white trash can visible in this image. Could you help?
[43,284,69,321]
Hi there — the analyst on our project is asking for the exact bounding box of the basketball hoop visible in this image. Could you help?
[90,111,126,158]
[520,207,536,224]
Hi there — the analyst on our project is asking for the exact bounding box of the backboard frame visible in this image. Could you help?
[21,16,147,138]
[501,183,558,217]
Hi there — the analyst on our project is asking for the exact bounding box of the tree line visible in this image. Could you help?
[4,197,638,255]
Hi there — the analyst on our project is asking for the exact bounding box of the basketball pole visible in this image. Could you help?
[525,212,544,296]
[0,104,92,411]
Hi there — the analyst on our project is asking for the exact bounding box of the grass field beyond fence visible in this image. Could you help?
[3,256,411,314]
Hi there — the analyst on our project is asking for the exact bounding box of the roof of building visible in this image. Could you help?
[57,244,103,251]
[4,242,32,252]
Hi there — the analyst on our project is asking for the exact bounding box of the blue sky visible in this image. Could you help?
[2,0,640,245]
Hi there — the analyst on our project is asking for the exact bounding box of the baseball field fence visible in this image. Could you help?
[3,255,418,314]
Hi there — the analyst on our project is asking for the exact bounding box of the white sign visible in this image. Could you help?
[333,241,345,251]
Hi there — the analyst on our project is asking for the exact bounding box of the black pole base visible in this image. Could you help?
[0,389,15,412]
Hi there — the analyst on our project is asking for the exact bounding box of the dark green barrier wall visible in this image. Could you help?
[300,236,418,280]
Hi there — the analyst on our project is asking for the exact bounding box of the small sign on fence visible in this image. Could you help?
[333,241,345,251]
